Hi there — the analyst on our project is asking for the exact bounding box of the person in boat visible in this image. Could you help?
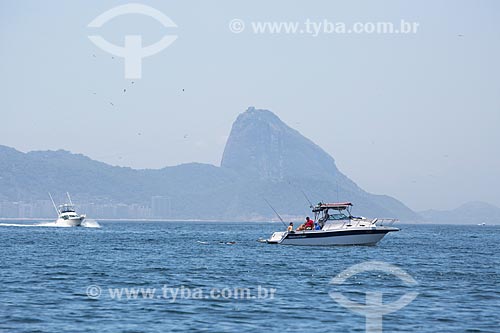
[314,221,321,230]
[305,217,314,230]
[287,222,294,232]
[297,217,315,231]
[319,210,329,228]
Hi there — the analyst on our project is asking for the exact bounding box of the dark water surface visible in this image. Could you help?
[0,221,498,332]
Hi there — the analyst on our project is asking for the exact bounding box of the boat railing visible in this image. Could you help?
[348,219,377,228]
[324,219,368,230]
[323,218,398,230]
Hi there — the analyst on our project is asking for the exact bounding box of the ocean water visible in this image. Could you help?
[0,221,498,333]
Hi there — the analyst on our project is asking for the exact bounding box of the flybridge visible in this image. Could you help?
[59,204,76,213]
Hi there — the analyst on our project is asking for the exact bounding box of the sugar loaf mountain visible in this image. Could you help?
[0,107,419,221]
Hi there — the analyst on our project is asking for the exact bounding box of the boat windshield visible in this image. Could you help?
[328,213,350,220]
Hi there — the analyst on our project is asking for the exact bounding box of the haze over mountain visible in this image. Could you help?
[419,201,500,224]
[0,107,419,220]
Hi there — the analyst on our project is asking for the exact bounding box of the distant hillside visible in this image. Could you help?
[0,107,419,221]
[419,201,500,224]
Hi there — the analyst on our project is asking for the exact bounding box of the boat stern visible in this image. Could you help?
[267,231,286,244]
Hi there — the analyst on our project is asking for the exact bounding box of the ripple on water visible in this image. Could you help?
[0,222,498,333]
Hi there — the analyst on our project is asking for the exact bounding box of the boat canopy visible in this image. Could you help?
[312,202,352,212]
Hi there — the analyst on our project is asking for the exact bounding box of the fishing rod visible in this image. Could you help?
[263,198,287,228]
[300,189,314,208]
[286,179,315,208]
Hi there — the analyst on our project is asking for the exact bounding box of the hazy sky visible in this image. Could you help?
[1,0,499,211]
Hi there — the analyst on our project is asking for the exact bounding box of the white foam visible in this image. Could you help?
[81,219,101,228]
[36,221,71,227]
[0,223,35,227]
[0,219,101,228]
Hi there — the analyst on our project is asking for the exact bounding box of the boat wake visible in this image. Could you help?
[0,219,101,228]
[81,219,101,228]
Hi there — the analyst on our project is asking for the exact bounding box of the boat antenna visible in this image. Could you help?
[66,192,74,205]
[263,198,287,228]
[336,181,339,202]
[48,192,60,215]
[300,189,314,208]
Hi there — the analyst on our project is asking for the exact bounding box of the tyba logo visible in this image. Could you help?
[88,3,177,79]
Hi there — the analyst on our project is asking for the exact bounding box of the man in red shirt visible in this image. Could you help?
[297,217,315,231]
[304,217,314,230]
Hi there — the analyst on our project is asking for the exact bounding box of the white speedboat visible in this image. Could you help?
[266,202,399,246]
[49,193,86,227]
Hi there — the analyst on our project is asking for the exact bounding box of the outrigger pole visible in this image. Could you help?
[66,192,74,205]
[48,192,60,215]
[263,198,287,228]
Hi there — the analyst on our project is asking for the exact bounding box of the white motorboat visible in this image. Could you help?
[49,193,86,227]
[266,202,399,246]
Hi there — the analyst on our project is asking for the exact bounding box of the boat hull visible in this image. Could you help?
[56,216,85,227]
[268,228,398,246]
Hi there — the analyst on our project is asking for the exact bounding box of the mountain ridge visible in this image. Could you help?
[0,107,419,221]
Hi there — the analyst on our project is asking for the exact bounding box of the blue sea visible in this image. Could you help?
[0,221,498,333]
